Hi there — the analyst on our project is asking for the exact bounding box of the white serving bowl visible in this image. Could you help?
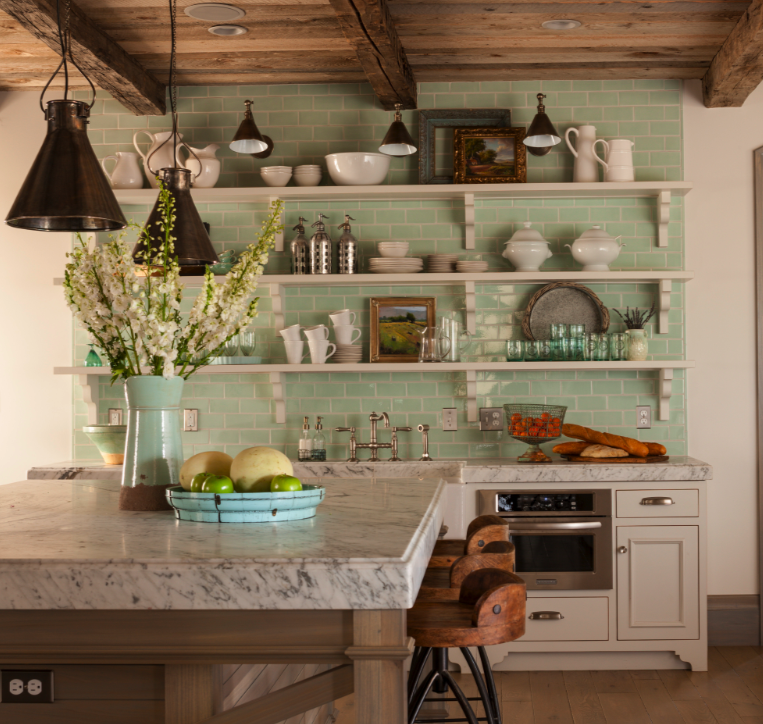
[325,152,391,186]
[260,169,292,187]
[378,247,409,258]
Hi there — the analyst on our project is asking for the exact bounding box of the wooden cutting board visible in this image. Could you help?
[560,454,670,464]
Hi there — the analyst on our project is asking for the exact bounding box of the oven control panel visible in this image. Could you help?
[496,493,595,514]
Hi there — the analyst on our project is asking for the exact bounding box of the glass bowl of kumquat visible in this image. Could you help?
[503,404,568,463]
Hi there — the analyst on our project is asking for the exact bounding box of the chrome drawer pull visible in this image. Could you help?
[639,497,674,506]
[529,611,564,621]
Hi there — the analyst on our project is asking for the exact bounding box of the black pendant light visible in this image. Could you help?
[523,93,562,157]
[5,0,126,232]
[230,100,268,154]
[379,104,417,157]
[132,0,217,274]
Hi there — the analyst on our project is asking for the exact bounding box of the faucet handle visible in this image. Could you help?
[418,424,430,433]
[335,427,356,434]
[393,426,412,432]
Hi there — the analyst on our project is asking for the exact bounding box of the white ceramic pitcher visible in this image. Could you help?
[176,143,221,188]
[592,138,635,182]
[101,151,143,189]
[565,125,599,182]
[133,130,184,188]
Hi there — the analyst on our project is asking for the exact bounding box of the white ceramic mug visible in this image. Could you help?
[329,309,356,326]
[279,325,302,341]
[304,324,330,341]
[308,339,337,364]
[333,325,361,346]
[283,340,308,364]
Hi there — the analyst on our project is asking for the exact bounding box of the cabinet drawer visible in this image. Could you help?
[523,597,609,641]
[616,489,698,518]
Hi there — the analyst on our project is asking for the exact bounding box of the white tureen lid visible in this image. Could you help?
[576,225,616,241]
[505,222,548,245]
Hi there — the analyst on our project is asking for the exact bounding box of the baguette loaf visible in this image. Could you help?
[645,442,667,456]
[581,444,629,458]
[552,441,589,455]
[561,423,650,458]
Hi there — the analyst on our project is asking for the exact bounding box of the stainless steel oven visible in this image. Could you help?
[478,489,612,590]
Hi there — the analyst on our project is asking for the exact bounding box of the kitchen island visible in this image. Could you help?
[0,477,446,724]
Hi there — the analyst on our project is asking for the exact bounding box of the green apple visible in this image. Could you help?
[190,472,212,492]
[202,475,234,494]
[271,474,302,492]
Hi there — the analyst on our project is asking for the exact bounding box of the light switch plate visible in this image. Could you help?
[108,408,123,426]
[479,407,504,431]
[442,408,458,431]
[183,409,198,432]
[636,405,652,429]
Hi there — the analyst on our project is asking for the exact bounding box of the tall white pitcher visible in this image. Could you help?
[593,138,635,182]
[101,151,143,189]
[565,125,599,182]
[133,130,184,188]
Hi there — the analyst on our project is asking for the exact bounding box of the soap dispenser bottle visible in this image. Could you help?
[311,417,326,460]
[298,416,313,461]
[337,215,359,274]
[290,216,309,275]
[309,214,332,275]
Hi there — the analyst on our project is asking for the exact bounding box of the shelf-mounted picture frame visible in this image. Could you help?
[454,127,527,184]
[418,109,512,185]
[370,297,436,363]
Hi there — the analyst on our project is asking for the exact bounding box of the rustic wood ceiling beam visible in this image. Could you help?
[327,0,417,110]
[703,0,763,107]
[0,0,165,115]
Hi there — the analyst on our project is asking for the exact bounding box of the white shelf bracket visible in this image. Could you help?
[270,372,286,424]
[78,374,100,425]
[657,190,671,248]
[272,284,285,331]
[658,368,673,422]
[270,196,284,252]
[466,369,478,422]
[657,279,672,334]
[464,281,476,335]
[464,193,475,250]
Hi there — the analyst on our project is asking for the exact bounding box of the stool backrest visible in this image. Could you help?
[459,569,526,634]
[450,551,515,588]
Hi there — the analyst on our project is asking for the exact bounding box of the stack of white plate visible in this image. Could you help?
[456,260,489,273]
[377,241,409,258]
[368,258,424,274]
[427,254,459,272]
[334,344,363,363]
[293,165,322,187]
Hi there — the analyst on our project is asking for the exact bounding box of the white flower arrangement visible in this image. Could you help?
[63,181,283,382]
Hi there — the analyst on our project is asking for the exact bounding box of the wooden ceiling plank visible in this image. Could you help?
[141,51,360,71]
[703,0,763,106]
[414,66,705,81]
[389,2,748,13]
[327,0,416,109]
[0,0,165,114]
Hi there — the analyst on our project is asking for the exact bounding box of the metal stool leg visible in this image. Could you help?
[409,669,441,724]
[478,646,502,724]
[432,648,449,694]
[408,646,432,704]
[460,647,496,724]
[441,670,479,724]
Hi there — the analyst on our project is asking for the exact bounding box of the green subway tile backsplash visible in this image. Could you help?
[71,80,687,461]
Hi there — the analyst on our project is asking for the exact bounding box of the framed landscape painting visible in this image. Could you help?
[453,127,527,184]
[370,297,436,363]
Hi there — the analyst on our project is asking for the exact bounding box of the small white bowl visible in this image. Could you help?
[293,174,321,187]
[378,248,408,258]
[325,152,390,186]
[260,166,292,172]
[260,170,292,187]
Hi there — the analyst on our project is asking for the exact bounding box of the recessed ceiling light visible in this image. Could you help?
[185,3,246,22]
[541,19,582,30]
[208,24,248,36]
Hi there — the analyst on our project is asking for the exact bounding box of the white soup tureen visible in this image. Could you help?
[565,225,625,271]
[502,223,553,272]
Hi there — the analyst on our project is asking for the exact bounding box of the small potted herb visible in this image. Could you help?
[613,303,655,361]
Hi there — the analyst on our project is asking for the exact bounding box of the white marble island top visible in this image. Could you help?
[0,477,446,612]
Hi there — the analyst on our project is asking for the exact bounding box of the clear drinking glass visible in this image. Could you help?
[506,340,525,361]
[584,332,599,361]
[550,323,568,339]
[569,324,586,338]
[538,339,553,361]
[238,330,257,356]
[223,335,240,358]
[609,333,627,361]
[524,340,540,361]
[596,333,610,361]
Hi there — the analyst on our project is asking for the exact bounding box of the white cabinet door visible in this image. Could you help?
[617,526,699,640]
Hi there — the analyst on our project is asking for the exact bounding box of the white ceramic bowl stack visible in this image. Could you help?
[427,254,459,272]
[377,241,409,258]
[456,260,489,273]
[260,166,292,187]
[293,165,322,187]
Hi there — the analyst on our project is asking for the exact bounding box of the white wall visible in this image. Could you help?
[0,92,72,483]
[684,79,761,595]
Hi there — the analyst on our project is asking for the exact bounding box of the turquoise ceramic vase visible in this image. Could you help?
[120,375,184,511]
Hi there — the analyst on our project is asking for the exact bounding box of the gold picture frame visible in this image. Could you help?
[453,127,527,184]
[370,297,436,363]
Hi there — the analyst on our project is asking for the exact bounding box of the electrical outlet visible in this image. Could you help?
[183,409,198,432]
[442,408,458,431]
[108,408,123,425]
[479,407,504,432]
[636,405,652,429]
[1,670,54,703]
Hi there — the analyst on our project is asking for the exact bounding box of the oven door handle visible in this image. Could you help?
[508,521,603,530]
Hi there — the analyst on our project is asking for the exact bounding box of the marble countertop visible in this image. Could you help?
[30,456,712,483]
[0,477,446,612]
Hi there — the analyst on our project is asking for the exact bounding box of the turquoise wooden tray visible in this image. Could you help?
[165,484,326,523]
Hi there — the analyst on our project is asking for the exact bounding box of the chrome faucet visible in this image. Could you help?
[335,412,410,462]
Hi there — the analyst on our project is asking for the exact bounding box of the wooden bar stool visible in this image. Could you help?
[429,515,510,568]
[407,569,526,724]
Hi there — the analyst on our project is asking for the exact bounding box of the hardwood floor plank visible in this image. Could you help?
[734,704,763,717]
[675,699,719,723]
[599,692,653,724]
[711,649,738,674]
[593,670,637,694]
[720,649,763,674]
[563,671,608,724]
[501,699,534,724]
[497,671,531,702]
[659,671,702,700]
[634,678,685,724]
[632,670,661,680]
[530,671,574,724]
[712,674,762,707]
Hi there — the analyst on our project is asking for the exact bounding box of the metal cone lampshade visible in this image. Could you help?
[132,167,218,275]
[230,99,267,154]
[6,100,127,232]
[523,93,561,151]
[379,104,417,157]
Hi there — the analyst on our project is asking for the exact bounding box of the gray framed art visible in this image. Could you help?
[418,109,512,184]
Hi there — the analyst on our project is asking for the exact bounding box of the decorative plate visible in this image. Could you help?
[522,282,610,341]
